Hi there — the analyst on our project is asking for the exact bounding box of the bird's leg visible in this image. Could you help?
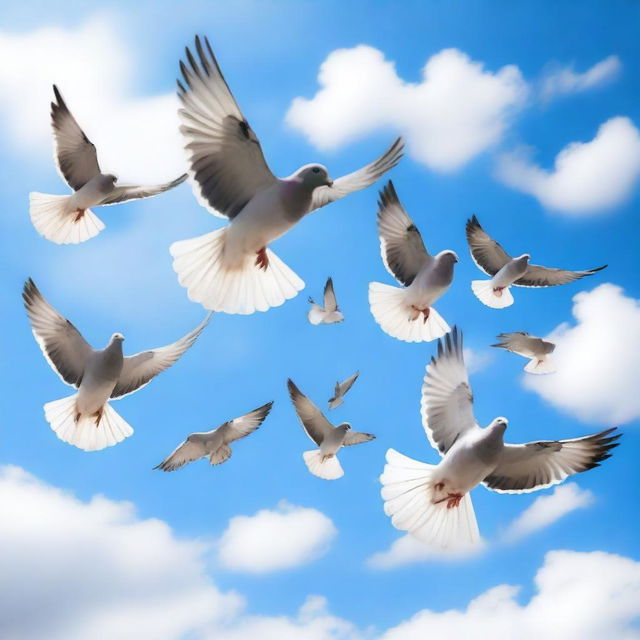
[409,306,430,323]
[75,411,81,423]
[92,407,104,427]
[73,209,86,222]
[321,453,334,462]
[446,493,464,509]
[492,286,504,297]
[255,247,269,271]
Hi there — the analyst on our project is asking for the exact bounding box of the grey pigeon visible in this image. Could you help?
[29,85,187,244]
[381,327,620,549]
[170,35,403,315]
[308,277,343,325]
[466,215,606,308]
[328,371,360,410]
[492,331,556,374]
[23,279,209,451]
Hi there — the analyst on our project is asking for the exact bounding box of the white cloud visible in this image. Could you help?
[524,284,640,424]
[0,17,185,182]
[540,55,622,101]
[497,116,640,214]
[382,549,640,640]
[286,45,527,172]
[217,501,337,573]
[502,484,594,543]
[464,348,493,374]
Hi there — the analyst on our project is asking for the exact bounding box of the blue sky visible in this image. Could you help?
[0,1,639,638]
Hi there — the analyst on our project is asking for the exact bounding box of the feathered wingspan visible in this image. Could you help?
[465,215,511,276]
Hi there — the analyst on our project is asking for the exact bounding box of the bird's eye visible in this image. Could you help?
[312,167,320,174]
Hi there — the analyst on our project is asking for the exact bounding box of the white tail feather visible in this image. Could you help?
[369,282,450,343]
[471,280,514,309]
[303,450,344,480]
[380,449,480,550]
[308,305,344,325]
[29,192,105,244]
[44,395,133,452]
[524,354,556,374]
[170,228,305,314]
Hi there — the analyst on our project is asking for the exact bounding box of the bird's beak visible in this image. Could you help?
[326,178,334,187]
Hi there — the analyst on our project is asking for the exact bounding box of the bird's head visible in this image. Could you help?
[297,164,333,188]
[517,253,531,264]
[106,173,118,184]
[490,417,508,433]
[339,422,351,431]
[438,250,459,264]
[110,332,125,344]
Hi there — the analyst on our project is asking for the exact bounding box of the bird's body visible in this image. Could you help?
[308,277,343,325]
[492,331,556,374]
[403,251,456,313]
[490,255,530,289]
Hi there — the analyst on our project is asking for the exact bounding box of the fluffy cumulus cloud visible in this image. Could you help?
[382,549,640,640]
[217,500,337,573]
[540,55,622,101]
[286,46,528,172]
[524,284,640,425]
[497,116,640,214]
[0,17,184,182]
[502,483,594,543]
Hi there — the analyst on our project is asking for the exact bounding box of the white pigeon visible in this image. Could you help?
[380,327,620,550]
[170,36,404,315]
[308,278,344,325]
[328,371,360,410]
[30,85,187,245]
[23,279,209,451]
[492,331,556,374]
[369,181,458,342]
[154,402,273,471]
[288,378,374,479]
[466,215,606,309]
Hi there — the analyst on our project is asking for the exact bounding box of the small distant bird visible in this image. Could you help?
[23,279,209,451]
[492,331,556,374]
[29,85,187,244]
[170,36,403,315]
[381,327,619,550]
[328,371,360,410]
[466,215,606,308]
[369,182,458,342]
[154,402,273,471]
[308,278,344,325]
[287,379,374,479]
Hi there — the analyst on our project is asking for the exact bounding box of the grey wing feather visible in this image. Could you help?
[51,85,101,190]
[111,314,210,399]
[483,428,620,493]
[154,439,207,472]
[323,278,339,312]
[220,402,273,444]
[310,137,404,211]
[492,332,555,356]
[376,181,430,286]
[515,264,607,288]
[100,174,188,205]
[22,278,92,388]
[287,379,334,446]
[178,36,277,219]
[465,215,512,276]
[343,430,375,446]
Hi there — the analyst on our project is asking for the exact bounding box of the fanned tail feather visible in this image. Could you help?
[471,280,514,309]
[44,395,133,452]
[303,450,344,480]
[369,282,450,342]
[29,192,105,244]
[524,354,556,375]
[380,449,480,550]
[170,228,304,314]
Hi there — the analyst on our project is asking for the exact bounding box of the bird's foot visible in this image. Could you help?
[446,493,464,509]
[493,287,504,297]
[93,408,103,427]
[321,453,334,462]
[73,209,85,223]
[255,247,269,271]
[75,412,81,424]
[409,305,430,323]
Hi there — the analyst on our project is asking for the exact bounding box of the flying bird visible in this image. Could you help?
[23,279,209,451]
[287,379,374,479]
[154,402,273,471]
[308,278,344,325]
[328,371,360,410]
[170,36,404,315]
[492,331,556,374]
[29,85,187,244]
[380,327,619,550]
[369,182,457,342]
[466,215,606,308]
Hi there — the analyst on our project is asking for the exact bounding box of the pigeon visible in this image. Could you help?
[23,279,209,451]
[466,215,606,308]
[492,331,556,374]
[369,182,458,342]
[328,371,360,410]
[154,402,273,471]
[170,36,404,315]
[308,278,344,325]
[287,379,374,479]
[380,327,620,550]
[29,85,187,245]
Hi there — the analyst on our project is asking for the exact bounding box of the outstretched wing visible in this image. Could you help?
[23,278,92,388]
[153,439,207,472]
[51,85,101,191]
[465,215,512,276]
[100,174,188,205]
[376,181,430,286]
[343,430,375,446]
[483,428,620,493]
[323,278,339,312]
[220,402,273,443]
[515,264,607,288]
[421,327,479,455]
[287,378,334,446]
[110,314,210,399]
[178,36,277,219]
[310,138,404,211]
